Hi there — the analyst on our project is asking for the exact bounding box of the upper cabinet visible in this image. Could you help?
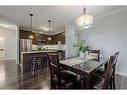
[52,32,65,45]
[19,29,31,39]
[19,29,38,44]
[19,29,65,45]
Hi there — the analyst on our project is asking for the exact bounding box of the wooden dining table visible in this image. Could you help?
[59,56,108,89]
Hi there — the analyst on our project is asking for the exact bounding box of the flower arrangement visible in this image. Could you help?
[73,42,91,53]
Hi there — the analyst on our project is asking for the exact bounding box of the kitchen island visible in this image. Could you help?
[21,50,57,74]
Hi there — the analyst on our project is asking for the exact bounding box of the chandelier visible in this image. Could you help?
[76,6,93,28]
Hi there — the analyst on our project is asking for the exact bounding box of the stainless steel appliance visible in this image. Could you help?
[20,39,32,52]
[19,39,32,62]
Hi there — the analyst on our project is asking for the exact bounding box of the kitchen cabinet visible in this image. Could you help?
[40,34,53,45]
[52,32,65,44]
[19,29,31,39]
[19,29,38,44]
[19,29,65,45]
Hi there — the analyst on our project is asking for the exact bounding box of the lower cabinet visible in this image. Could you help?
[22,53,48,74]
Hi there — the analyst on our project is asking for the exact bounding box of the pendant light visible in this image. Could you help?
[48,20,51,41]
[29,13,34,39]
[76,6,93,28]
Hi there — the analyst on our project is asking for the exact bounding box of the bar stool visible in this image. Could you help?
[31,57,38,75]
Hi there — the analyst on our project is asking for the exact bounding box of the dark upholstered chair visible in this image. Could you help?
[90,55,115,89]
[47,52,77,89]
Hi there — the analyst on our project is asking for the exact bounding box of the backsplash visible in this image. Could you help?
[32,45,66,51]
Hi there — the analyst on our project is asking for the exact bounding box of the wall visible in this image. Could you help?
[0,15,18,61]
[0,31,5,59]
[65,26,78,58]
[78,9,127,76]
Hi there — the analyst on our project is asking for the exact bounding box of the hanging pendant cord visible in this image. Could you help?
[29,14,33,32]
[83,6,86,14]
[48,20,51,34]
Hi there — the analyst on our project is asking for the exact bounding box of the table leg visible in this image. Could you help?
[79,74,91,89]
[84,74,93,89]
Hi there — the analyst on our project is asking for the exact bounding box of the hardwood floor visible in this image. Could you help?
[0,60,50,89]
[0,59,126,89]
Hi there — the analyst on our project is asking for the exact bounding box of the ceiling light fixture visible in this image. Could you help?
[48,20,52,41]
[76,6,93,28]
[29,13,34,39]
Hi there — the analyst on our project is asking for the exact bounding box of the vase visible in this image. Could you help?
[85,51,89,56]
[79,52,86,58]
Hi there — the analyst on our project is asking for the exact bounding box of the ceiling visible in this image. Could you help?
[0,6,124,34]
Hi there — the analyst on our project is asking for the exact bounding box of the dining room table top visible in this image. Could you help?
[60,56,108,75]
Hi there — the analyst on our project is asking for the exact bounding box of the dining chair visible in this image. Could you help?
[47,52,77,89]
[95,51,119,89]
[110,51,119,89]
[88,50,100,60]
[90,55,115,89]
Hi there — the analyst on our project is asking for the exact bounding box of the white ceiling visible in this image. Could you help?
[0,6,124,34]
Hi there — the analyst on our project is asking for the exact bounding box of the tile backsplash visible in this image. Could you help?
[32,45,66,51]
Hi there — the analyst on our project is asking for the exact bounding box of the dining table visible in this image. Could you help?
[59,56,108,89]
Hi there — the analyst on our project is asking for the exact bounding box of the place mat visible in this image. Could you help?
[60,55,96,66]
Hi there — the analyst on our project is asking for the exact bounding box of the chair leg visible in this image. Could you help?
[113,77,116,89]
[109,80,112,89]
[51,80,56,89]
[73,79,77,89]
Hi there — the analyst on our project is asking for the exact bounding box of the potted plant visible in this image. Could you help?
[73,42,90,58]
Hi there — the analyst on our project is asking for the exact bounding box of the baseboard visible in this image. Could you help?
[5,58,16,61]
[116,71,127,77]
[0,58,16,61]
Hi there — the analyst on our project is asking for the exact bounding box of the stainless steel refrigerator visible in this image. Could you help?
[19,39,32,62]
[20,39,32,52]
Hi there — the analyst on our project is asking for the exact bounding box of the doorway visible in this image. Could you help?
[0,30,5,60]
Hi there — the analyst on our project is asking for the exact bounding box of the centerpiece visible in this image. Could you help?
[73,42,91,58]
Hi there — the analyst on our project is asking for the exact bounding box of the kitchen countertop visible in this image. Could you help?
[22,50,57,54]
[32,49,66,51]
[46,49,66,51]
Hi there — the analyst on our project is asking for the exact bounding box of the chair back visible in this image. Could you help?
[88,50,100,60]
[112,52,119,69]
[111,52,120,79]
[103,56,115,89]
[47,52,61,87]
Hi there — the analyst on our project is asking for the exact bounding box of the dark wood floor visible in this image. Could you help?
[0,60,50,89]
[0,60,126,89]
